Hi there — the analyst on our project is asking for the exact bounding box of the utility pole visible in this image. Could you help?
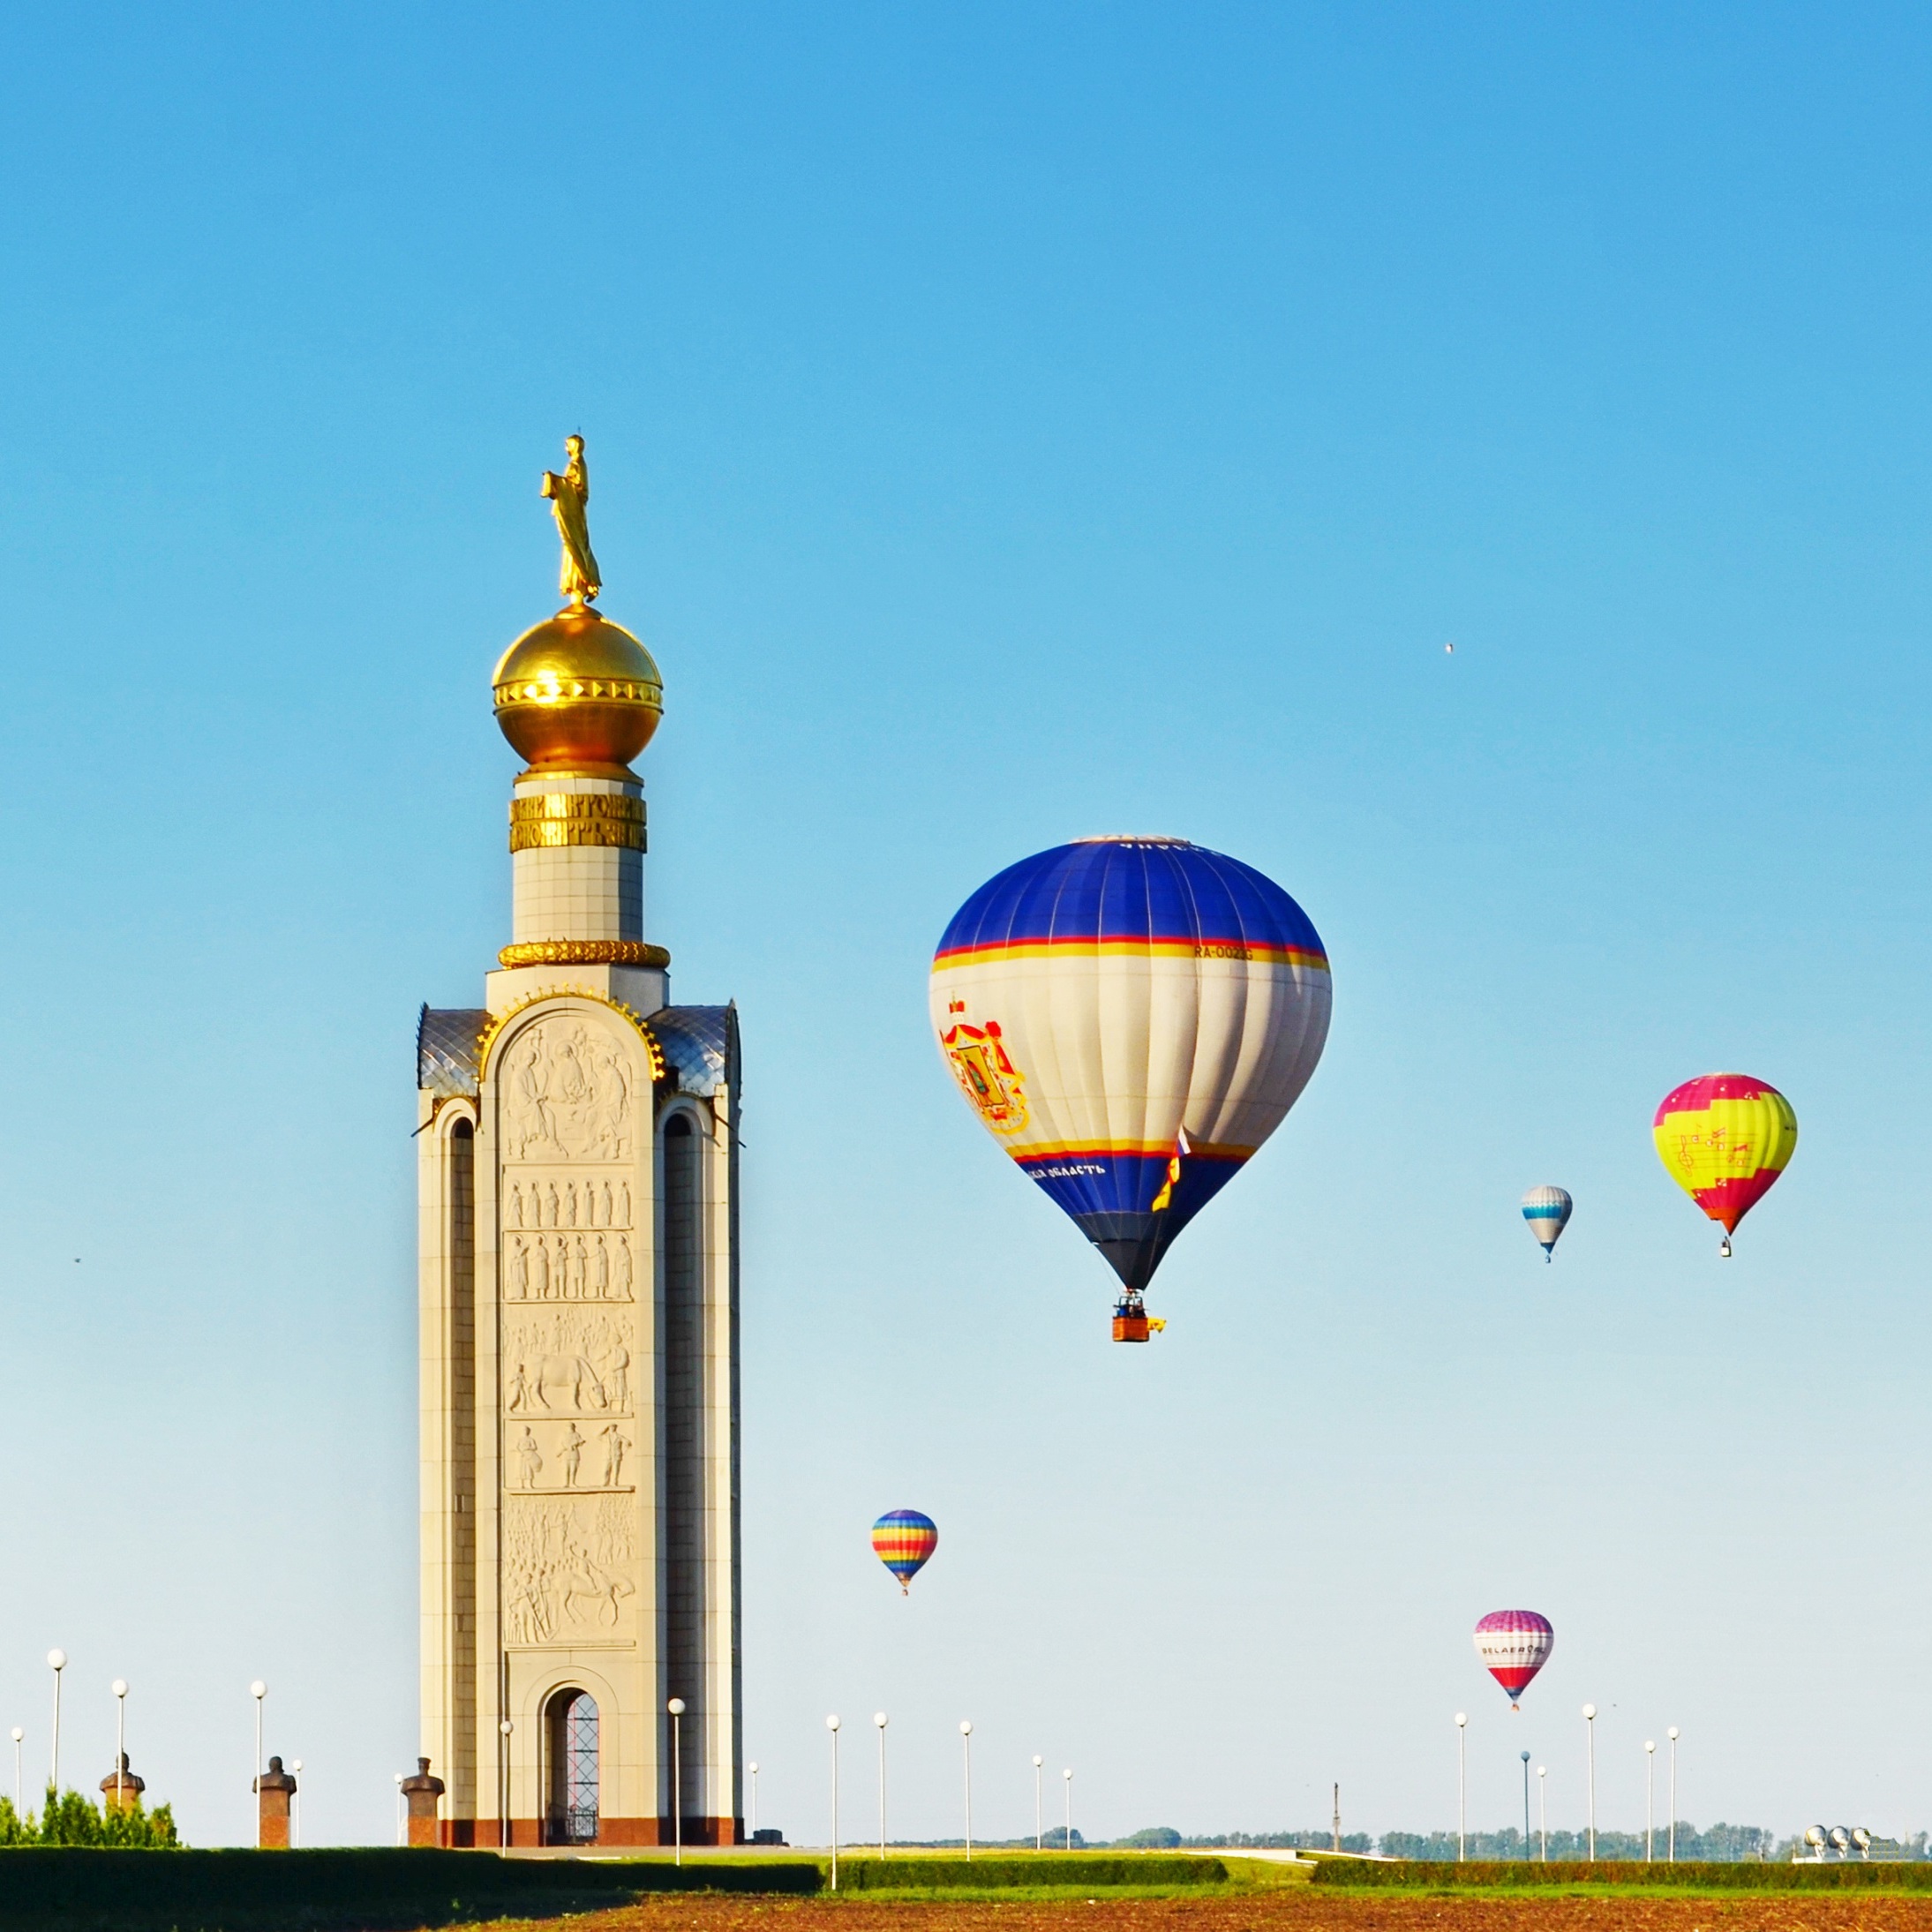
[1332,1783,1342,1852]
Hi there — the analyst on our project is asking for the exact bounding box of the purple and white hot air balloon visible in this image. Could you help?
[1473,1609,1554,1708]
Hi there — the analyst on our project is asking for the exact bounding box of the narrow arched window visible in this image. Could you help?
[662,1111,703,1823]
[545,1688,598,1843]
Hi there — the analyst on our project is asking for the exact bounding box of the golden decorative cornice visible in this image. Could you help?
[475,985,667,1089]
[508,793,647,853]
[496,939,671,970]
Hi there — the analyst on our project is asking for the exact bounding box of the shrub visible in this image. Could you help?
[0,1788,181,1849]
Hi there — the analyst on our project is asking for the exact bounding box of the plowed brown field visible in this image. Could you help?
[447,1893,1932,1932]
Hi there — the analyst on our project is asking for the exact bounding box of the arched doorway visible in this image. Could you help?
[545,1688,598,1844]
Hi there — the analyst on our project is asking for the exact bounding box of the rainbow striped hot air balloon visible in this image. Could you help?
[1653,1072,1797,1257]
[929,837,1331,1341]
[1522,1186,1572,1261]
[1473,1609,1554,1708]
[871,1509,937,1595]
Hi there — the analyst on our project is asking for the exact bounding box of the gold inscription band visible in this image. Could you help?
[497,939,671,970]
[508,793,648,853]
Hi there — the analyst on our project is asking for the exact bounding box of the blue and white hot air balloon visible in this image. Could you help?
[1521,1185,1573,1261]
[929,837,1332,1342]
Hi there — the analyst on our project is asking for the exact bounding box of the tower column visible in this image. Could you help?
[508,772,646,946]
[420,439,738,1849]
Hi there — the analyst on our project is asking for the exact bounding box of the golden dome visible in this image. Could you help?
[492,605,663,775]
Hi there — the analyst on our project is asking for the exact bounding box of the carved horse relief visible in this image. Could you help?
[503,1497,638,1642]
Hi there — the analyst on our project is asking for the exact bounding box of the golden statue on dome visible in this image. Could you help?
[492,435,663,776]
[541,434,602,607]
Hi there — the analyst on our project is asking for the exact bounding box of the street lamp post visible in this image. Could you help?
[873,1713,889,1859]
[667,1699,686,1867]
[1033,1755,1043,1852]
[394,1771,404,1847]
[826,1717,841,1891]
[1582,1706,1597,1862]
[251,1681,267,1846]
[1520,1750,1531,1857]
[10,1728,21,1812]
[1666,1727,1679,1862]
[46,1651,65,1795]
[1455,1713,1468,1861]
[500,1720,513,1849]
[1537,1766,1547,1861]
[111,1681,128,1808]
[290,1760,302,1847]
[1064,1767,1073,1850]
[959,1721,974,1861]
[1644,1740,1656,1861]
[748,1761,759,1841]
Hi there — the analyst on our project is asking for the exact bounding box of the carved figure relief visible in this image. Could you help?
[502,1020,635,1161]
[503,1233,635,1303]
[507,1419,633,1493]
[598,1424,631,1487]
[507,1172,633,1231]
[503,1495,637,1643]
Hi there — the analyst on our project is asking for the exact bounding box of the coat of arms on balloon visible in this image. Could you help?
[938,1015,1028,1133]
[930,836,1330,1344]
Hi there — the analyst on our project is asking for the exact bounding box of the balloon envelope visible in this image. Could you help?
[1653,1073,1797,1241]
[929,837,1330,1297]
[870,1509,937,1594]
[1473,1609,1554,1705]
[1521,1185,1572,1259]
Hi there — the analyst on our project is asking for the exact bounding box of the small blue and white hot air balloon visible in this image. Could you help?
[1521,1186,1572,1261]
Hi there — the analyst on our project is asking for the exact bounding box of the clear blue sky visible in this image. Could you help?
[0,2,1928,1848]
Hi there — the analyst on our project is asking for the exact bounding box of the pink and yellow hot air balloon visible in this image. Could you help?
[1653,1072,1797,1258]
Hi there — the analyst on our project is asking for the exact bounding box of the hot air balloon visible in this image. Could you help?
[929,837,1331,1342]
[871,1509,937,1595]
[1521,1186,1572,1261]
[1653,1073,1797,1257]
[1473,1610,1554,1708]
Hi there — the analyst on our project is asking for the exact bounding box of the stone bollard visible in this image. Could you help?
[99,1753,145,1814]
[402,1756,445,1847]
[254,1755,296,1849]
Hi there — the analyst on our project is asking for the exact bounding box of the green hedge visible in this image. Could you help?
[0,1847,822,1929]
[1312,1859,1932,1890]
[834,1853,1228,1890]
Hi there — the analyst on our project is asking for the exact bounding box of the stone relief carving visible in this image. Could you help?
[507,1418,637,1494]
[504,1232,633,1303]
[502,1020,635,1161]
[503,1495,637,1643]
[505,1312,634,1416]
[598,1423,631,1487]
[507,1174,633,1229]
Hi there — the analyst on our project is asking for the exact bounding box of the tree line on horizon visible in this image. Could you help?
[1110,1825,1929,1861]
